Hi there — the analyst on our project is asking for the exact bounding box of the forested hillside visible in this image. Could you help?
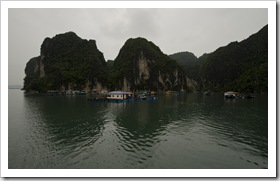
[23,25,268,93]
[112,37,186,91]
[170,25,268,93]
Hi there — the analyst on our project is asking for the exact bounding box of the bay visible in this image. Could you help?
[8,89,268,169]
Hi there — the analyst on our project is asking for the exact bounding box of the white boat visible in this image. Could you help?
[224,91,241,98]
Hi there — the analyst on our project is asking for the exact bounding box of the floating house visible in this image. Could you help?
[107,91,134,100]
[88,91,158,103]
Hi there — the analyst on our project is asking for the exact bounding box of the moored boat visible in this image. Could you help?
[165,90,179,95]
[224,91,241,98]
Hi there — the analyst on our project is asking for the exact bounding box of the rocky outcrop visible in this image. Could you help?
[113,37,187,91]
[122,77,130,91]
[39,56,45,78]
[138,52,150,80]
[169,25,268,93]
[23,32,107,92]
[186,76,199,92]
[199,25,268,92]
[23,25,267,94]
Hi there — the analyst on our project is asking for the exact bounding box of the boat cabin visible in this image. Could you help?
[107,91,134,100]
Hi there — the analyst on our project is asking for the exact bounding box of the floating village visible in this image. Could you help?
[25,88,254,103]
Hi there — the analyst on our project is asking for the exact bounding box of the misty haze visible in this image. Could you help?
[8,7,268,170]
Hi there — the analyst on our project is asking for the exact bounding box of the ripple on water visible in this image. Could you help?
[9,91,268,169]
[110,124,160,166]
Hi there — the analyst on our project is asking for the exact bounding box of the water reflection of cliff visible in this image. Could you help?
[16,93,267,169]
[112,95,197,168]
[22,95,113,168]
[191,93,268,167]
[113,93,268,168]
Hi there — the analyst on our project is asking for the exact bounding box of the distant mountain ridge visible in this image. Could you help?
[169,51,200,81]
[169,25,268,93]
[23,25,268,93]
[9,85,23,89]
[199,25,267,92]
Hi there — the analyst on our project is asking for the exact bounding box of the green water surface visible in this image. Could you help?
[8,89,268,169]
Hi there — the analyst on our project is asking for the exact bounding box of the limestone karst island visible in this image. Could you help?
[23,25,268,101]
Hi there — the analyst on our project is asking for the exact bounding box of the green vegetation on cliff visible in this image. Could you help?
[23,25,268,93]
[170,25,268,93]
[24,32,107,92]
[200,25,268,92]
[23,35,186,92]
[113,37,186,91]
[169,51,200,81]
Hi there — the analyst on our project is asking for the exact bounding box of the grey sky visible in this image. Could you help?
[8,8,267,85]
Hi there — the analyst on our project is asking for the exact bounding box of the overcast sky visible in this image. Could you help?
[8,8,267,85]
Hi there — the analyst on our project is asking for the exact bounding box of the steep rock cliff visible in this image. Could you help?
[23,32,107,92]
[199,25,268,92]
[113,37,186,91]
[169,51,202,91]
[170,25,268,93]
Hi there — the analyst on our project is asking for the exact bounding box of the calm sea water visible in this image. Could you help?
[8,89,268,169]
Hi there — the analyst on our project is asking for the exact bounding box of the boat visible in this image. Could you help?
[224,91,241,99]
[165,90,179,95]
[136,91,149,98]
[88,90,158,103]
[135,91,158,100]
[88,91,134,103]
